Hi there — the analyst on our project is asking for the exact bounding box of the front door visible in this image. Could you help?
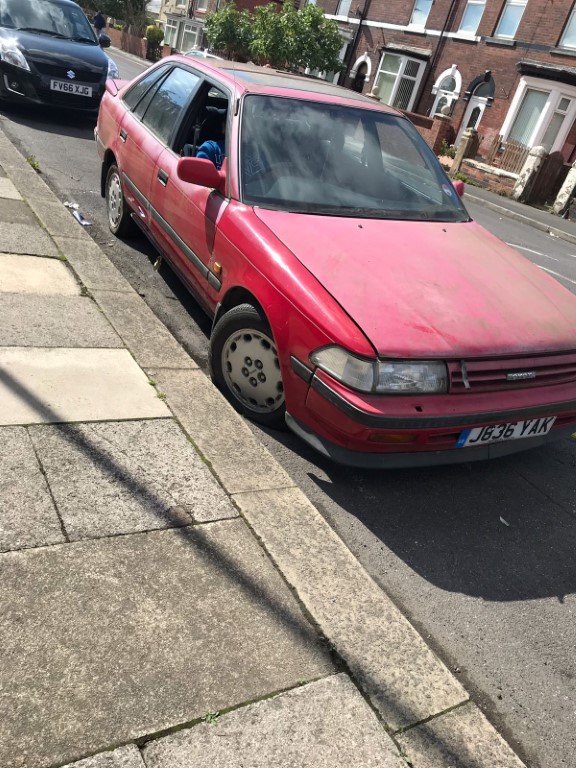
[456,95,487,144]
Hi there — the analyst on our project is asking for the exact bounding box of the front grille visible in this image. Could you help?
[449,353,576,393]
[34,62,104,84]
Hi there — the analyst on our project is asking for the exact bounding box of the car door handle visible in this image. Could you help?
[119,128,127,142]
[157,169,169,187]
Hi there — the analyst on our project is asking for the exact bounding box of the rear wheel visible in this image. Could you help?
[105,163,135,237]
[209,304,286,429]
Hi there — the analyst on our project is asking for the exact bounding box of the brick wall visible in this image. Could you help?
[106,26,148,58]
[404,112,455,154]
[459,159,517,195]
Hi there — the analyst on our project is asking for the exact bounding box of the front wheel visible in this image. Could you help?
[209,304,286,429]
[105,162,135,237]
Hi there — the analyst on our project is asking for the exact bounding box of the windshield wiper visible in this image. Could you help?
[17,27,67,38]
[304,206,395,218]
[71,36,97,43]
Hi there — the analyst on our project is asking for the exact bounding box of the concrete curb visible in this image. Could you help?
[464,190,576,247]
[0,124,527,768]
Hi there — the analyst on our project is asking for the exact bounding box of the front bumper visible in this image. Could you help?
[0,63,105,112]
[286,413,576,468]
[287,358,576,467]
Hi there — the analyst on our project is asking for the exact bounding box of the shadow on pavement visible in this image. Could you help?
[306,438,576,603]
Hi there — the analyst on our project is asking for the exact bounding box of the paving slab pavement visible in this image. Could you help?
[0,348,171,425]
[0,253,81,295]
[0,121,529,768]
[141,675,407,768]
[0,523,334,768]
[0,426,65,552]
[29,420,238,540]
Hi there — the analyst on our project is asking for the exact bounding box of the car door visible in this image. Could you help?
[149,81,230,312]
[114,64,175,230]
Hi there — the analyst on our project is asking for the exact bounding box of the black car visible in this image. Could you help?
[0,0,119,113]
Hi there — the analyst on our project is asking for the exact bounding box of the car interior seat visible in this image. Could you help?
[182,106,227,157]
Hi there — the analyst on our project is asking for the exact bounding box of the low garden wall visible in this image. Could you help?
[105,25,148,59]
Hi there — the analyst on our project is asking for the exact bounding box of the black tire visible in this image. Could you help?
[209,304,286,429]
[105,162,136,237]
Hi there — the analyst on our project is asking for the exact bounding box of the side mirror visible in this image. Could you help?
[452,179,465,197]
[99,33,111,48]
[177,157,226,193]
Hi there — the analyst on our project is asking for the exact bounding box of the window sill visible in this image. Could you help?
[550,46,576,57]
[451,31,480,42]
[406,24,427,36]
[484,36,516,47]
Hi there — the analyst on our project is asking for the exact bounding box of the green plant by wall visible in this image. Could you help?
[439,139,456,159]
[146,24,164,60]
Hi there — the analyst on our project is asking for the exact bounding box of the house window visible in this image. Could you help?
[508,88,547,144]
[196,0,208,10]
[336,0,352,16]
[458,0,486,34]
[541,97,572,150]
[374,53,425,112]
[559,7,576,48]
[495,0,527,38]
[176,0,187,6]
[410,0,433,27]
[182,22,201,50]
[164,18,178,47]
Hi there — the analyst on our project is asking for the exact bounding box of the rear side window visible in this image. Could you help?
[122,65,171,112]
[141,67,201,145]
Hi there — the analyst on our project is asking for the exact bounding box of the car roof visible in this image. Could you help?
[169,55,398,113]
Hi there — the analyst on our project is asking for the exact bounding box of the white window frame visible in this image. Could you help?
[373,52,426,112]
[458,0,486,34]
[495,0,527,39]
[196,0,208,10]
[163,18,178,47]
[559,7,576,48]
[336,0,352,17]
[182,21,202,50]
[409,0,433,28]
[430,65,462,115]
[501,76,576,152]
[176,0,187,6]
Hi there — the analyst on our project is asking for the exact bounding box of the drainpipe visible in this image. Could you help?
[339,0,372,87]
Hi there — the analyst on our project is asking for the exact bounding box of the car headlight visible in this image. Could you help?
[107,57,119,79]
[0,38,31,71]
[310,346,448,394]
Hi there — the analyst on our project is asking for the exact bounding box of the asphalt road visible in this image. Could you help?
[1,49,575,768]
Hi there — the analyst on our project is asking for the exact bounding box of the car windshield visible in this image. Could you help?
[240,95,469,222]
[0,0,96,42]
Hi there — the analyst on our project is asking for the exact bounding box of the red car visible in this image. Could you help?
[95,56,576,467]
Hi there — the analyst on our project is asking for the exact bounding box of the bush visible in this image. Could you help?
[440,139,456,159]
[146,24,164,60]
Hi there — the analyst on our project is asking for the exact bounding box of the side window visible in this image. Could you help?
[122,65,171,112]
[141,67,202,145]
[175,82,230,157]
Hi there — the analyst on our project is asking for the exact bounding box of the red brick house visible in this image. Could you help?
[315,0,576,165]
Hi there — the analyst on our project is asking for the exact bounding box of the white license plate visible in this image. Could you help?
[50,80,92,97]
[457,416,556,448]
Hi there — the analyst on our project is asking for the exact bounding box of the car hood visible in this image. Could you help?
[1,28,108,72]
[253,209,576,357]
